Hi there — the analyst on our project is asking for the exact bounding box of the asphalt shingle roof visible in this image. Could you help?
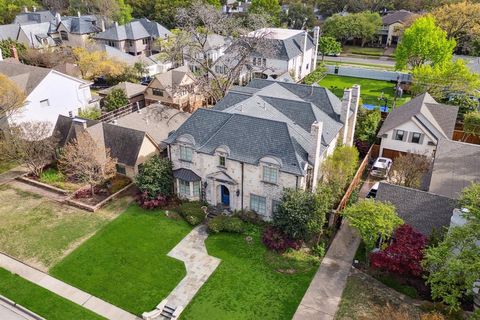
[382,10,417,25]
[376,182,457,236]
[60,16,101,34]
[250,29,315,60]
[14,11,54,25]
[0,61,51,95]
[93,18,171,41]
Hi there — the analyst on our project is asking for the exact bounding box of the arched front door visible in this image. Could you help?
[220,185,230,206]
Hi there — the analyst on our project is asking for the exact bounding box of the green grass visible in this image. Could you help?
[50,205,192,315]
[0,185,123,270]
[180,228,319,320]
[317,75,411,108]
[38,167,83,191]
[343,45,385,57]
[0,268,103,320]
[375,274,418,299]
[323,60,395,71]
[0,160,17,174]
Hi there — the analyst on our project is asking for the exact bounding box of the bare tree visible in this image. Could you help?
[0,74,26,122]
[0,121,58,177]
[58,131,117,195]
[158,1,275,103]
[389,152,431,189]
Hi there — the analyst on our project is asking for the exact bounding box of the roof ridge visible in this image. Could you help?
[378,181,455,200]
[197,113,235,150]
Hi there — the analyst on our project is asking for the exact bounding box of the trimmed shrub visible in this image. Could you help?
[235,210,264,225]
[311,242,326,258]
[207,215,245,233]
[136,192,168,209]
[262,226,302,253]
[178,201,205,226]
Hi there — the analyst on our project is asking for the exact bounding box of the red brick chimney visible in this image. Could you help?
[10,47,19,60]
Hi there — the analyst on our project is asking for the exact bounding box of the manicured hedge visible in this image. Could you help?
[178,201,205,225]
[207,215,245,233]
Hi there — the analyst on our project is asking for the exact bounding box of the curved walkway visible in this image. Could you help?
[0,253,139,320]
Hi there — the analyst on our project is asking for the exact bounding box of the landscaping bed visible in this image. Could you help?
[0,268,103,320]
[50,205,192,315]
[24,166,84,194]
[179,226,319,320]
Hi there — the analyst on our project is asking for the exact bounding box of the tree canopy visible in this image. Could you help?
[280,2,316,29]
[395,15,456,70]
[318,36,341,61]
[0,74,26,122]
[73,47,125,80]
[0,0,39,24]
[103,88,129,111]
[134,155,174,198]
[250,0,281,25]
[322,11,382,46]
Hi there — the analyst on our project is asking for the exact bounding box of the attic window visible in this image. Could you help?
[152,88,164,97]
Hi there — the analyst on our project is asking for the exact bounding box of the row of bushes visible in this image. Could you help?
[177,201,206,225]
[207,215,245,233]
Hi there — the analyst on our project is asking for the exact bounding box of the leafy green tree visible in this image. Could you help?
[463,111,480,142]
[78,106,101,120]
[395,15,456,70]
[0,0,39,24]
[115,0,132,24]
[249,0,281,25]
[69,0,132,22]
[135,155,174,198]
[411,59,480,101]
[303,63,328,85]
[150,0,219,29]
[280,2,316,29]
[355,107,381,143]
[0,39,26,59]
[449,94,479,120]
[322,11,381,46]
[318,36,341,61]
[458,183,480,222]
[273,188,327,241]
[342,199,403,252]
[103,88,128,111]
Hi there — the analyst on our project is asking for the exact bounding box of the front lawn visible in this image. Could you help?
[50,205,192,315]
[180,228,319,320]
[343,45,385,57]
[317,75,411,108]
[0,185,126,270]
[0,268,103,320]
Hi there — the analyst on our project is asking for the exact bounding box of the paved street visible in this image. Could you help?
[0,299,39,320]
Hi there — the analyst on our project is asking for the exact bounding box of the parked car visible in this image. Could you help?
[366,182,380,199]
[370,157,393,178]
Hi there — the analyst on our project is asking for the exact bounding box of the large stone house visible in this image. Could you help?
[55,13,103,48]
[93,18,171,56]
[163,79,360,219]
[377,93,458,159]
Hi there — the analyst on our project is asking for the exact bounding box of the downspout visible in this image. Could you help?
[241,162,244,210]
[296,176,299,190]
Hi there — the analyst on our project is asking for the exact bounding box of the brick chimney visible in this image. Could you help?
[309,121,323,192]
[55,12,61,25]
[340,88,352,145]
[346,85,361,147]
[10,47,19,60]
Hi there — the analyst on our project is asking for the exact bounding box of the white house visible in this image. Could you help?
[186,34,231,73]
[163,79,360,219]
[246,27,320,82]
[377,92,458,159]
[0,61,94,131]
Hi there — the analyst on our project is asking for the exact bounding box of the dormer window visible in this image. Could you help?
[263,166,278,184]
[180,145,193,162]
[219,156,226,167]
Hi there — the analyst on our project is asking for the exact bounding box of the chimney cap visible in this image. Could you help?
[77,11,81,17]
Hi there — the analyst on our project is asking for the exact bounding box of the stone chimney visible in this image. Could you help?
[312,26,320,71]
[72,118,87,129]
[32,6,36,12]
[309,121,323,192]
[100,19,105,32]
[55,12,61,25]
[10,47,19,60]
[340,88,352,145]
[0,48,3,61]
[77,11,81,17]
[346,85,361,147]
[23,6,28,13]
[114,21,119,27]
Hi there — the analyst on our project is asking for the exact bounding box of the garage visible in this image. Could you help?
[380,148,407,160]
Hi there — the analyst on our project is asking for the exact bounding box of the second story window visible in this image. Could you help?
[152,88,164,96]
[411,132,421,144]
[394,130,405,141]
[219,156,226,167]
[107,40,115,47]
[60,31,68,41]
[180,145,193,162]
[142,38,148,45]
[262,58,266,67]
[263,166,278,184]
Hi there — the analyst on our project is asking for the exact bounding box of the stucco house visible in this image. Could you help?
[163,79,360,219]
[0,60,95,132]
[246,27,320,82]
[55,13,102,48]
[54,115,160,177]
[93,18,171,56]
[378,10,417,47]
[144,65,205,112]
[377,93,458,159]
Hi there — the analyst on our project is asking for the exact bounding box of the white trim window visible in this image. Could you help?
[193,181,201,197]
[411,132,421,144]
[179,179,190,196]
[263,166,278,184]
[179,145,193,162]
[250,194,266,215]
[394,130,405,141]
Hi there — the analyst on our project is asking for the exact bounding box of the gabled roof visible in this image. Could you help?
[151,65,193,90]
[429,139,480,199]
[377,92,458,139]
[14,10,55,25]
[98,82,146,98]
[19,22,57,48]
[60,16,101,34]
[93,18,171,41]
[0,24,20,41]
[381,10,417,25]
[376,182,457,236]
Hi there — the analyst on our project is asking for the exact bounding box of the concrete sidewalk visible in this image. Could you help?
[292,222,360,320]
[0,253,139,320]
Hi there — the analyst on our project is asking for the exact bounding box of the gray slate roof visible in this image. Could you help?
[377,92,458,139]
[93,18,171,41]
[60,16,101,34]
[173,168,201,182]
[376,182,457,236]
[429,139,480,199]
[382,10,417,25]
[14,11,55,25]
[253,32,315,60]
[0,24,20,41]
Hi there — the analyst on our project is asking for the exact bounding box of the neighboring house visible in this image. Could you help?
[55,13,102,48]
[144,65,205,112]
[246,27,320,82]
[114,103,190,151]
[98,82,147,108]
[0,21,57,48]
[186,34,231,73]
[222,0,250,14]
[13,8,54,25]
[378,10,417,47]
[93,18,171,56]
[376,182,457,236]
[162,78,360,219]
[429,139,480,199]
[0,61,95,130]
[377,93,458,159]
[54,115,160,177]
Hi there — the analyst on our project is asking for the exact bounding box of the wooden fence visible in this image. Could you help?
[98,101,145,123]
[452,130,480,145]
